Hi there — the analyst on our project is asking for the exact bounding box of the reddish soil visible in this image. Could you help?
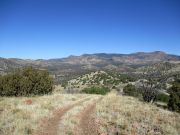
[34,97,103,135]
[75,97,103,135]
[34,97,91,135]
[24,99,33,105]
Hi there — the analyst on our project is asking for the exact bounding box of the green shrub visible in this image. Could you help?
[168,79,180,112]
[119,74,137,83]
[156,93,169,103]
[123,84,139,97]
[82,86,110,95]
[0,67,53,96]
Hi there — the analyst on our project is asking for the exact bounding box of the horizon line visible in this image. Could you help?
[0,51,179,60]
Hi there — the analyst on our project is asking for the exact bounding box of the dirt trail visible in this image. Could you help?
[34,97,91,135]
[76,97,102,135]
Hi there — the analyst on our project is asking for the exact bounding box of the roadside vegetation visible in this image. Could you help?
[96,92,180,135]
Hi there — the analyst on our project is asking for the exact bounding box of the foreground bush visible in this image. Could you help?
[0,67,53,96]
[82,86,110,95]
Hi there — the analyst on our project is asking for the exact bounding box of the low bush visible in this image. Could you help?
[82,86,110,95]
[123,84,140,97]
[156,93,169,103]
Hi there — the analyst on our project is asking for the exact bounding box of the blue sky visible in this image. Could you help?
[0,0,180,59]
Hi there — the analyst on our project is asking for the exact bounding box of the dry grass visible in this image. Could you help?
[57,95,100,135]
[96,92,180,135]
[0,94,89,135]
[1,92,179,135]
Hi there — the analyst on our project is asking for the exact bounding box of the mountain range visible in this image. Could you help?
[0,51,180,75]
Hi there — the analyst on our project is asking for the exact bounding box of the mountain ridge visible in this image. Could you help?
[1,51,180,60]
[0,51,180,75]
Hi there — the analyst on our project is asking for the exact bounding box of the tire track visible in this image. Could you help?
[76,97,103,135]
[34,96,92,135]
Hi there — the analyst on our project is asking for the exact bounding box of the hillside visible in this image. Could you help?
[65,71,136,91]
[0,51,179,76]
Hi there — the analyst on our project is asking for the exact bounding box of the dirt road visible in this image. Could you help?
[34,96,102,135]
[35,97,91,135]
[77,98,102,135]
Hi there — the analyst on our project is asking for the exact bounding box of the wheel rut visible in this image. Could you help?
[34,97,92,135]
[75,97,103,135]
